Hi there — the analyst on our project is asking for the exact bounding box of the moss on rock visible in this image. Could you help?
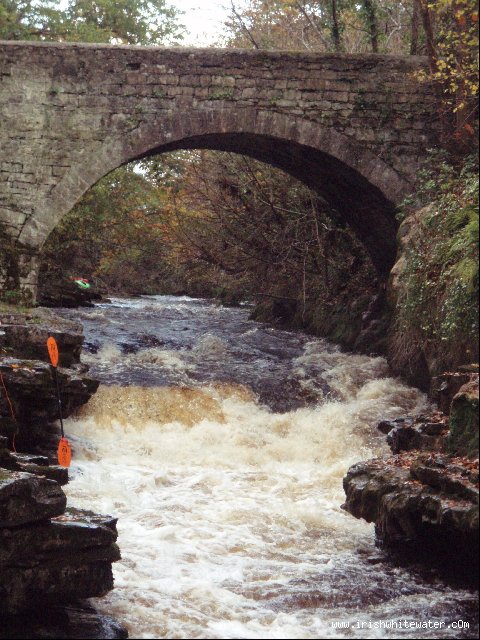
[448,381,479,458]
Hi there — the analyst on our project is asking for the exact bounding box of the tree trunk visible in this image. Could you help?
[331,0,341,51]
[419,0,437,72]
[230,1,260,49]
[410,0,420,55]
[363,0,379,53]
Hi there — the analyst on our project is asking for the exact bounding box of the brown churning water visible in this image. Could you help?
[60,296,476,639]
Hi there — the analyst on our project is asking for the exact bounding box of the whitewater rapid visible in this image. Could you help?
[56,296,477,639]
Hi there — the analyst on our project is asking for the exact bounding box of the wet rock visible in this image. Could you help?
[343,453,479,584]
[0,507,119,567]
[14,462,69,485]
[0,441,68,485]
[0,311,124,635]
[7,453,50,466]
[387,424,441,453]
[448,380,479,459]
[377,417,413,435]
[0,473,121,615]
[120,333,166,354]
[380,414,449,454]
[0,470,66,528]
[0,603,128,639]
[0,309,84,368]
[419,421,447,436]
[120,342,140,354]
[410,458,479,501]
[38,278,103,309]
[84,340,100,354]
[0,358,99,448]
[137,333,165,348]
[431,368,479,415]
[0,417,16,439]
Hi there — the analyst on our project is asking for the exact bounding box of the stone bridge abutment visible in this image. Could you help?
[0,41,439,299]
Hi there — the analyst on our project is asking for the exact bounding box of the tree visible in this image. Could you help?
[0,1,63,40]
[224,1,427,54]
[361,0,379,52]
[0,0,183,44]
[39,166,173,294]
[417,0,478,150]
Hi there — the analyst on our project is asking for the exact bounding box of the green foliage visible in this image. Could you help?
[0,0,184,44]
[431,0,479,109]
[39,150,378,348]
[0,1,62,40]
[414,0,479,149]
[39,165,172,295]
[448,389,479,458]
[224,1,425,53]
[394,152,479,373]
[209,88,234,101]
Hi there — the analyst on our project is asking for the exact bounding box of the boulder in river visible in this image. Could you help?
[37,277,104,309]
[343,453,479,585]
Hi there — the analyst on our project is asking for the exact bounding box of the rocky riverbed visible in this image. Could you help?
[0,307,127,638]
[1,300,478,638]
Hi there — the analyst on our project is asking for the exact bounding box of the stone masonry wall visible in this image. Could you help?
[0,42,439,294]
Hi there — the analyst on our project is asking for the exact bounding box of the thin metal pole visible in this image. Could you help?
[53,367,65,438]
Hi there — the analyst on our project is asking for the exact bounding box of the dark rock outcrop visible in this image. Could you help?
[344,369,479,584]
[0,469,66,528]
[0,437,68,485]
[0,358,98,451]
[378,413,449,454]
[1,308,126,638]
[1,309,98,455]
[448,380,479,459]
[38,278,104,310]
[0,469,121,617]
[0,308,84,368]
[0,604,128,640]
[343,453,479,584]
[431,366,479,415]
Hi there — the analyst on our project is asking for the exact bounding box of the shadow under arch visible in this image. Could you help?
[23,110,410,276]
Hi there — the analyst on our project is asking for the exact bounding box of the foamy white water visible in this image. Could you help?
[57,297,477,639]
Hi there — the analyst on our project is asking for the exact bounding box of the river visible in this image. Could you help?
[56,296,477,639]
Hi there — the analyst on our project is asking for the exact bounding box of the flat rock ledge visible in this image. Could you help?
[343,453,479,585]
[0,307,84,367]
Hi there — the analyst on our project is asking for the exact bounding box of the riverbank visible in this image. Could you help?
[0,306,127,638]
[343,367,479,588]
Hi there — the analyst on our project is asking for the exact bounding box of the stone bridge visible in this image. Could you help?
[0,41,438,297]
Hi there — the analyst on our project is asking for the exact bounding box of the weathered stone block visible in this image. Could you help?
[0,470,66,528]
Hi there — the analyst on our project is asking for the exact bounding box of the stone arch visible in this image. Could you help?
[20,109,410,275]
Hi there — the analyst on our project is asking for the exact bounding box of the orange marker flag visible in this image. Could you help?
[57,437,72,468]
[47,337,71,467]
[47,336,59,368]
